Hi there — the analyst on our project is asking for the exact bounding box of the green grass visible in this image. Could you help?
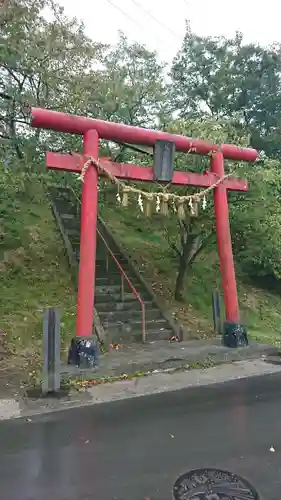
[101,200,281,348]
[0,174,76,384]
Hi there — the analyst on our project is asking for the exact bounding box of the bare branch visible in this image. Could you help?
[0,132,11,140]
[0,92,12,100]
[170,242,181,257]
[0,64,23,87]
[164,227,181,257]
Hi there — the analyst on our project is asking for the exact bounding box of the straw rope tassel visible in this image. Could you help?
[121,186,129,207]
[161,193,169,216]
[177,198,186,220]
[144,193,154,217]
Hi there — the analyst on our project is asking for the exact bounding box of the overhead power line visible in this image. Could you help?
[106,0,145,33]
[105,0,171,49]
[129,0,182,41]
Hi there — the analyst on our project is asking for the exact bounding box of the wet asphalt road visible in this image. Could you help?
[1,372,281,500]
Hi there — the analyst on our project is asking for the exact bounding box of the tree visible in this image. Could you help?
[230,159,281,281]
[77,32,169,166]
[1,3,167,165]
[85,33,167,129]
[0,0,103,162]
[170,24,281,157]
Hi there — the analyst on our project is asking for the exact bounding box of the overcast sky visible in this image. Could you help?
[58,0,281,64]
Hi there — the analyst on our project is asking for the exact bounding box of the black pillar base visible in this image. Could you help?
[68,337,99,368]
[222,321,248,348]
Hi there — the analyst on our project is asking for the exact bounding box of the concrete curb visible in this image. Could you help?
[1,358,281,422]
[0,399,21,421]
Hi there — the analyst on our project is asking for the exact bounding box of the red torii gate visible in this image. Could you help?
[31,107,258,365]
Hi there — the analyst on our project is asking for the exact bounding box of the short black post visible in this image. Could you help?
[42,308,61,394]
[212,290,222,335]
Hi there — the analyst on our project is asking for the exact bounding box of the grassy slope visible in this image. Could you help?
[0,176,76,385]
[102,202,281,348]
[1,175,281,392]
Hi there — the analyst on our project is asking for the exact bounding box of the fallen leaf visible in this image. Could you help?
[169,433,175,438]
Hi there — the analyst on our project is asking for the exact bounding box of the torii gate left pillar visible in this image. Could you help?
[31,107,258,367]
[76,129,99,341]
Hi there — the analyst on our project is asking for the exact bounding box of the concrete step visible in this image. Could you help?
[73,252,128,265]
[95,268,137,278]
[51,187,70,196]
[104,318,169,334]
[73,252,122,263]
[70,241,107,252]
[134,328,172,342]
[95,259,127,268]
[98,307,162,322]
[95,291,150,303]
[65,228,80,237]
[94,290,151,303]
[60,212,77,220]
[95,267,132,279]
[95,275,137,286]
[95,299,155,312]
[95,258,128,266]
[70,241,80,250]
[96,268,133,280]
[109,327,172,344]
[95,265,132,277]
[70,240,106,252]
[95,283,147,294]
[95,290,151,303]
[65,235,118,257]
[88,264,136,283]
[54,199,75,207]
[53,205,73,214]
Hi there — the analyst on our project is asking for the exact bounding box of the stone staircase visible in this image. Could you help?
[50,187,178,344]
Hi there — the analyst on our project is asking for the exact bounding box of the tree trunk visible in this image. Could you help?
[174,234,204,302]
[9,99,23,160]
[175,252,189,301]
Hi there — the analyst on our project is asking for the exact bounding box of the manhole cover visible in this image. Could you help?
[173,468,259,499]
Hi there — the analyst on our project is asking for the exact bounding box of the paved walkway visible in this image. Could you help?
[63,337,278,378]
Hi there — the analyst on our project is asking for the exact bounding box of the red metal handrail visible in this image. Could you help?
[97,228,146,343]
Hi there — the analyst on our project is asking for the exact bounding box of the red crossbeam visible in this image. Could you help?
[46,153,248,191]
[32,107,258,163]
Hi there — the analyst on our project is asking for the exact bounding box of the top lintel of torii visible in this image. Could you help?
[31,107,258,163]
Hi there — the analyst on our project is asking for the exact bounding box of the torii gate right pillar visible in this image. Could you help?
[211,151,247,347]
